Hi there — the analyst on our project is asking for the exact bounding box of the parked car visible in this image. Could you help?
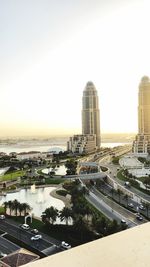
[61,241,71,249]
[20,224,30,230]
[0,215,5,220]
[31,228,38,234]
[136,213,143,221]
[31,235,42,241]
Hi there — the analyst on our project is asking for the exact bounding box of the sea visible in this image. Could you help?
[0,137,132,154]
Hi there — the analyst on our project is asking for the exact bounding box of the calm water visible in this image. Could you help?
[42,165,67,176]
[0,187,65,219]
[0,142,130,154]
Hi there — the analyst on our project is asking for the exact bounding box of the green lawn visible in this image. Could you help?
[0,170,26,181]
[117,170,127,181]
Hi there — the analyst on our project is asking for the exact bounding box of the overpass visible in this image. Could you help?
[64,171,107,180]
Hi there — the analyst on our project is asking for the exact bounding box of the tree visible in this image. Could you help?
[22,203,31,216]
[18,203,24,216]
[3,201,8,215]
[123,194,129,207]
[117,189,123,204]
[12,199,20,216]
[7,200,13,216]
[145,202,150,217]
[59,207,73,225]
[44,207,58,224]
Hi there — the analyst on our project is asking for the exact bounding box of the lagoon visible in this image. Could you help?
[0,186,65,219]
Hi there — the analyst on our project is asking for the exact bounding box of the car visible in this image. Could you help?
[20,224,30,230]
[136,213,143,221]
[0,215,5,220]
[0,252,7,258]
[31,234,42,241]
[139,204,146,210]
[31,228,38,234]
[121,219,127,224]
[61,241,71,249]
[128,203,134,208]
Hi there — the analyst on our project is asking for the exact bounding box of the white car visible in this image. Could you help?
[0,215,5,220]
[61,241,71,249]
[20,224,30,230]
[31,234,42,241]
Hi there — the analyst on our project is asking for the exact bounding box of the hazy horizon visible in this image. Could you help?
[1,0,150,136]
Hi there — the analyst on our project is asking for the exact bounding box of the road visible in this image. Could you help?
[0,218,63,255]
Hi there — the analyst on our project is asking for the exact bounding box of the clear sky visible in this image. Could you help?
[1,0,150,137]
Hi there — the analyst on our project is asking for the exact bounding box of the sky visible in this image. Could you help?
[1,0,150,137]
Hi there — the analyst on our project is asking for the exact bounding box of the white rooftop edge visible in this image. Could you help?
[24,222,150,267]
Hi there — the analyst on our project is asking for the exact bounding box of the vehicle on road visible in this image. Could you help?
[31,234,42,241]
[139,204,146,211]
[128,203,134,208]
[0,252,7,258]
[61,241,71,249]
[20,224,30,230]
[31,228,38,234]
[0,215,5,220]
[136,213,143,221]
[121,219,126,224]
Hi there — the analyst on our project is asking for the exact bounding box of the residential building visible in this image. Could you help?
[133,76,150,155]
[82,81,100,149]
[67,134,96,154]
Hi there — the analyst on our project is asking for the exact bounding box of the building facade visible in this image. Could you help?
[82,81,101,149]
[67,81,101,154]
[67,134,96,154]
[133,76,150,155]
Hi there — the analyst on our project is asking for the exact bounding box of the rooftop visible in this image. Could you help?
[23,222,150,267]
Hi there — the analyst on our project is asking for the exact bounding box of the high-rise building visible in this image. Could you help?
[67,81,100,154]
[82,81,101,149]
[133,76,150,155]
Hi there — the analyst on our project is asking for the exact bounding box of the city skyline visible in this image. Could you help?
[1,0,150,136]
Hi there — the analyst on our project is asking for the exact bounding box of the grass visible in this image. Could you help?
[0,170,26,182]
[117,170,127,181]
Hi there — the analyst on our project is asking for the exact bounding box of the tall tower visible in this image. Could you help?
[82,81,101,149]
[133,76,150,154]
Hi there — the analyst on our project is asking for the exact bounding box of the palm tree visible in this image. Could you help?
[22,203,31,216]
[3,201,8,215]
[110,188,115,199]
[117,189,123,204]
[123,194,129,207]
[145,202,150,218]
[59,207,73,225]
[7,200,13,216]
[18,203,24,216]
[44,207,58,224]
[12,199,20,217]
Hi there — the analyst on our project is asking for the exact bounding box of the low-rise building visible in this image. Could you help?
[67,134,96,154]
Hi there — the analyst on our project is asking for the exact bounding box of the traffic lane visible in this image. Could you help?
[0,221,55,251]
[0,236,20,254]
[101,182,150,217]
[93,185,147,225]
[87,192,134,227]
[5,218,60,246]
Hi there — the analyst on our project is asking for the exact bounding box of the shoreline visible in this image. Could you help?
[50,185,71,208]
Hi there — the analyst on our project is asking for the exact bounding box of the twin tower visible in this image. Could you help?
[67,81,100,154]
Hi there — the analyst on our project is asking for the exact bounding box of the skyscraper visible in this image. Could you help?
[82,81,101,149]
[133,76,150,154]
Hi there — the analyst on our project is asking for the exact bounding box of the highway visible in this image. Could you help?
[79,145,149,225]
[0,218,62,255]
